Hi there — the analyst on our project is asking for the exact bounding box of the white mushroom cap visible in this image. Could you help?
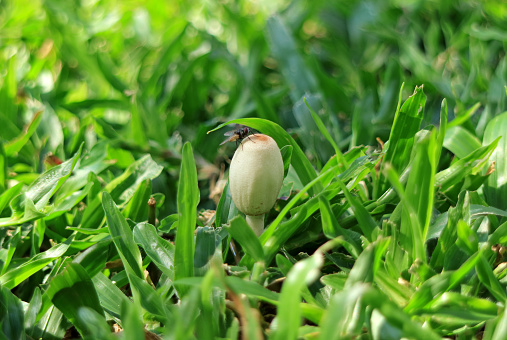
[229,134,284,217]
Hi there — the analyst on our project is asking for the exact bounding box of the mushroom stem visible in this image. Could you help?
[246,214,265,236]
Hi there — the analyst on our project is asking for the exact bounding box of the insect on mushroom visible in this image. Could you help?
[220,126,254,147]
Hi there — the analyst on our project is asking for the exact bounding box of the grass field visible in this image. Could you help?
[1,0,507,339]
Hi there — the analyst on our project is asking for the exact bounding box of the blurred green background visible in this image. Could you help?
[1,0,506,214]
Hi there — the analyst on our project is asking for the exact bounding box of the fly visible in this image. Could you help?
[220,126,253,146]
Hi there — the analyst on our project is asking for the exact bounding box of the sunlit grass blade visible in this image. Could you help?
[120,300,145,340]
[335,178,377,242]
[405,251,482,313]
[483,111,507,210]
[476,254,507,303]
[174,142,199,297]
[345,238,390,288]
[444,126,482,158]
[435,137,500,192]
[271,247,324,340]
[0,236,72,289]
[102,191,143,279]
[3,144,82,225]
[447,102,481,128]
[133,222,175,281]
[404,130,437,256]
[4,110,43,157]
[91,272,131,320]
[318,284,370,339]
[362,287,442,340]
[377,85,426,196]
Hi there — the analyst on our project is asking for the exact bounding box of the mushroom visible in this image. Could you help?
[229,134,284,236]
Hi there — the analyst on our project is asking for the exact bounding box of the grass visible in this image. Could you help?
[0,0,507,339]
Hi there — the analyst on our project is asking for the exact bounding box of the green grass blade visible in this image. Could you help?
[403,130,437,259]
[128,275,169,322]
[174,142,199,297]
[102,191,143,279]
[0,285,25,340]
[345,238,390,288]
[122,179,151,222]
[120,300,145,340]
[4,110,43,157]
[77,307,116,340]
[73,239,111,278]
[0,237,72,289]
[46,262,105,338]
[483,111,507,210]
[436,98,448,163]
[0,182,23,215]
[318,284,370,339]
[24,288,42,333]
[91,272,131,320]
[362,288,442,340]
[304,97,348,169]
[225,216,264,263]
[476,254,507,303]
[444,126,482,159]
[491,308,507,339]
[271,251,323,340]
[447,102,481,129]
[9,144,82,214]
[266,15,318,101]
[194,227,221,277]
[435,137,500,192]
[378,85,426,196]
[133,222,175,281]
[405,251,482,313]
[335,178,377,242]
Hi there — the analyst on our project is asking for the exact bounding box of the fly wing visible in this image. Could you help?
[220,137,232,145]
[223,130,235,136]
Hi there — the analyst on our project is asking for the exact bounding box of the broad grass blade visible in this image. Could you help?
[444,126,482,158]
[483,111,507,210]
[46,263,105,338]
[0,236,72,289]
[271,252,323,340]
[0,285,25,340]
[377,85,426,197]
[102,191,143,279]
[225,216,264,263]
[174,142,199,296]
[134,222,175,281]
[92,273,131,320]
